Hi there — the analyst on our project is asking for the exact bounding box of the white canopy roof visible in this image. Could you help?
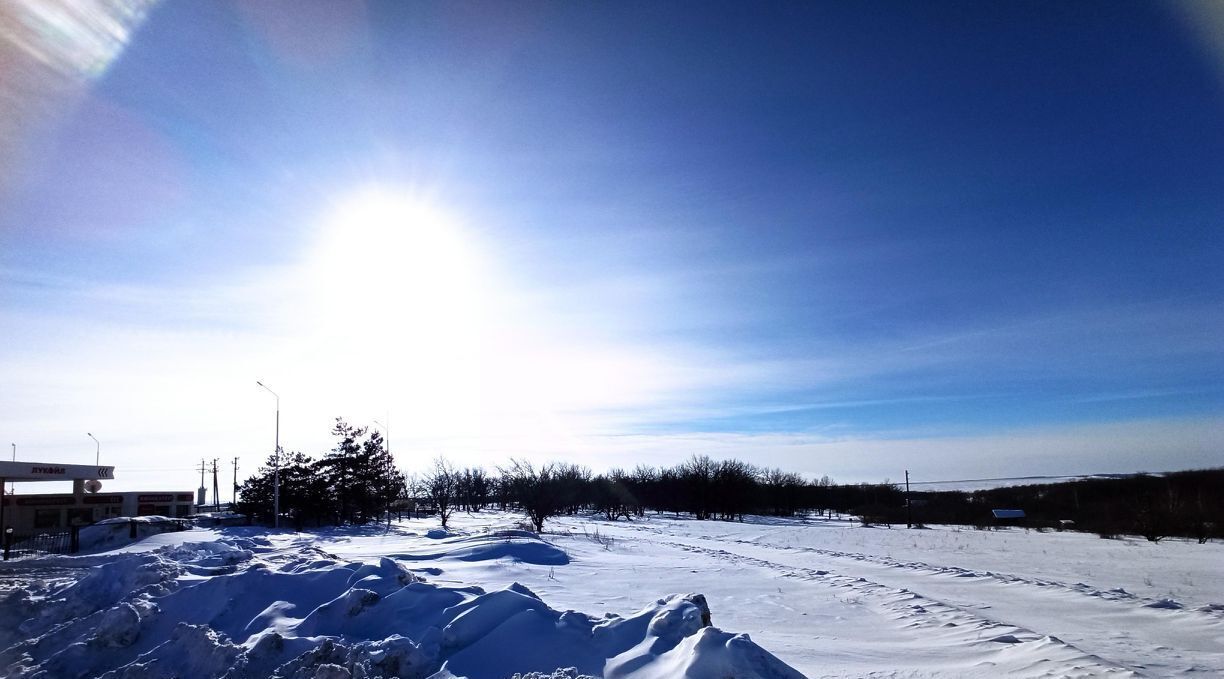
[0,461,114,481]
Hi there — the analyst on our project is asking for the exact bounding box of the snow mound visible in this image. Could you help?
[510,671,596,679]
[79,517,202,552]
[390,531,570,565]
[1143,598,1183,610]
[0,537,801,679]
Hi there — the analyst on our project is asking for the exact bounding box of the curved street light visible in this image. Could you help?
[371,416,398,524]
[255,381,281,529]
[373,416,390,455]
[86,433,99,466]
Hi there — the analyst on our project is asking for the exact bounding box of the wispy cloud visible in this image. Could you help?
[6,246,1221,487]
[560,416,1224,483]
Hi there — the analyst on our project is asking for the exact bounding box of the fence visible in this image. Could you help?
[2,518,191,560]
[2,527,77,560]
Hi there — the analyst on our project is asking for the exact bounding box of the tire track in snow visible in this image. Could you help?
[595,520,1224,676]
[768,539,1220,620]
[607,530,1134,677]
[616,521,1223,621]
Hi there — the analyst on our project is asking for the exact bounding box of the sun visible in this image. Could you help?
[306,187,488,331]
[296,187,489,424]
[312,187,482,307]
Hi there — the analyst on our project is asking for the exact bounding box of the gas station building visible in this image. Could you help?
[0,461,195,534]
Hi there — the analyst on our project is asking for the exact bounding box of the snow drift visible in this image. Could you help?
[0,532,804,679]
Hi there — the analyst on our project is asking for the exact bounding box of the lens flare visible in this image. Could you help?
[1,0,156,81]
[0,0,158,197]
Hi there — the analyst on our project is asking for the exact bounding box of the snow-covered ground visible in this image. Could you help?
[3,512,1222,677]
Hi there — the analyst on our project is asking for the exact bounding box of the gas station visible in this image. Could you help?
[0,461,195,537]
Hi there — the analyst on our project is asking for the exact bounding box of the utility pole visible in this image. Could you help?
[199,459,207,506]
[232,457,240,505]
[905,469,912,529]
[211,458,220,511]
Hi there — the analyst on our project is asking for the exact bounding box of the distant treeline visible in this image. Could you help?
[416,460,1224,543]
[905,469,1224,543]
[412,455,907,531]
[237,423,1223,543]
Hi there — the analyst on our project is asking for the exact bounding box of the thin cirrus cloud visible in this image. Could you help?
[2,217,1221,488]
[576,415,1224,484]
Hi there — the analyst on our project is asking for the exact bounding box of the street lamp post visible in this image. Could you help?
[373,416,390,456]
[86,433,100,466]
[372,415,395,525]
[256,381,281,529]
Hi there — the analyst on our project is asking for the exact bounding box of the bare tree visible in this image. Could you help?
[679,454,717,519]
[498,459,564,532]
[423,457,459,529]
[457,467,491,512]
[592,471,636,521]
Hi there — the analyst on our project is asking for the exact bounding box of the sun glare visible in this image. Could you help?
[289,186,679,459]
[314,188,483,311]
[296,188,488,430]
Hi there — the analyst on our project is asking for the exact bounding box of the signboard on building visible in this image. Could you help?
[2,495,76,507]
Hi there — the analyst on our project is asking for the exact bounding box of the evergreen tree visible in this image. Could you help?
[238,418,404,528]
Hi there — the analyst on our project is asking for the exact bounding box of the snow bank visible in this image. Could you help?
[79,516,192,552]
[0,532,802,679]
[389,531,571,565]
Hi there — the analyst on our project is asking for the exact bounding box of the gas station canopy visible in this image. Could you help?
[0,461,114,481]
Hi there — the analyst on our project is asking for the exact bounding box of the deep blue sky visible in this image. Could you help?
[1,1,1221,488]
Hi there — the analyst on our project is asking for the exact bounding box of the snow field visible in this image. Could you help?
[4,511,1222,677]
[315,513,1224,677]
[533,514,1224,677]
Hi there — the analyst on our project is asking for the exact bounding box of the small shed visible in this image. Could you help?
[991,508,1026,526]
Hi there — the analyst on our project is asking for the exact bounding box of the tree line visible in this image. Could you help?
[237,420,1223,543]
[239,424,904,531]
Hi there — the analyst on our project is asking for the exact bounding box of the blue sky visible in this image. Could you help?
[2,1,1222,492]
